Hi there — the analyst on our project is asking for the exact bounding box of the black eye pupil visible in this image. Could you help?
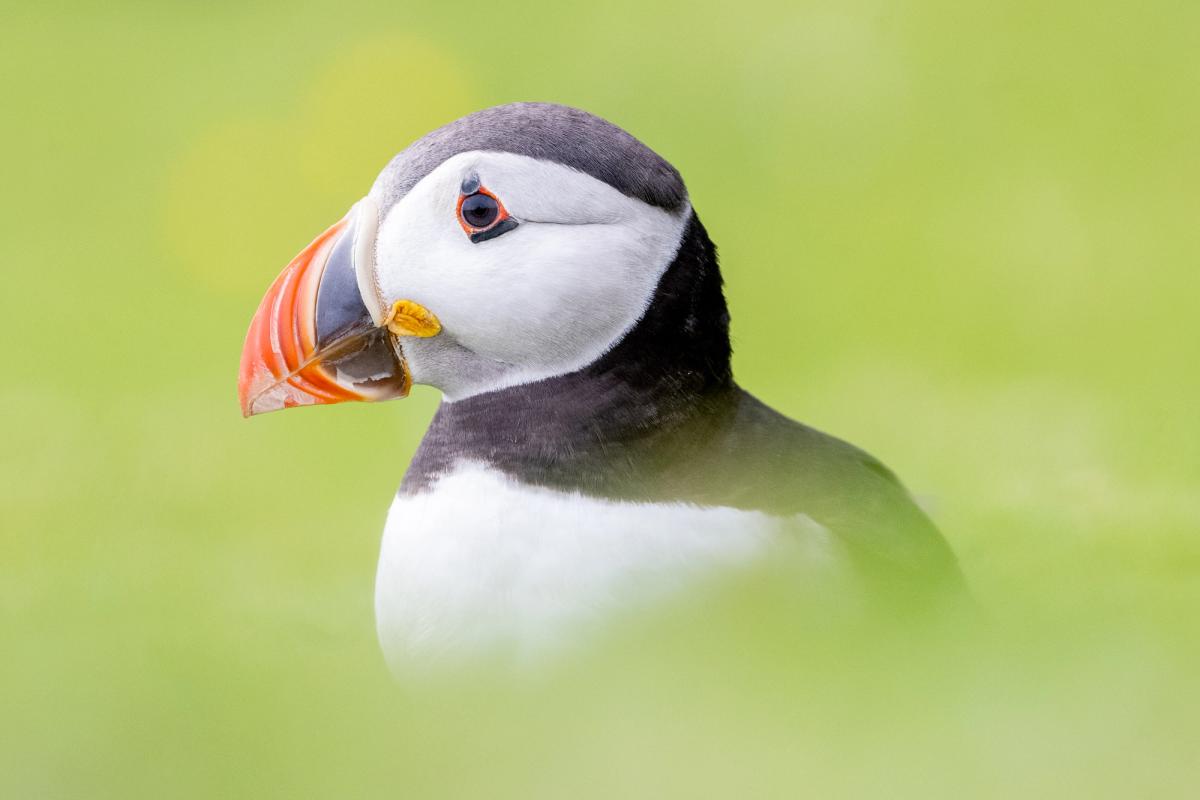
[461,193,499,228]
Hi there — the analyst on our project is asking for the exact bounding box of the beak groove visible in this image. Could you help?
[237,202,410,417]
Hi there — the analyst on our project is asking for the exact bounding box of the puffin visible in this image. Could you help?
[238,103,962,668]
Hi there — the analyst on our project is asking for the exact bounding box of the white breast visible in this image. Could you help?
[375,463,836,669]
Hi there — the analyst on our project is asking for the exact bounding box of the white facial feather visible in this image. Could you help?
[369,151,691,400]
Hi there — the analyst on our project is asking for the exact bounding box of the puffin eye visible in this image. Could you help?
[460,193,499,229]
[456,183,518,243]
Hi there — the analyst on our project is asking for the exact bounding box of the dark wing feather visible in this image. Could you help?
[700,391,964,594]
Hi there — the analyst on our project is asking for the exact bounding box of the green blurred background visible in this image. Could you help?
[3,0,1198,796]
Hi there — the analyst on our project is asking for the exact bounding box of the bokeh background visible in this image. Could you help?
[4,1,1198,796]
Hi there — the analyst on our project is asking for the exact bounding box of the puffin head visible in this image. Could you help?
[237,102,701,415]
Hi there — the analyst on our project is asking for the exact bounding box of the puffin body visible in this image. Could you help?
[376,460,835,664]
[238,103,961,668]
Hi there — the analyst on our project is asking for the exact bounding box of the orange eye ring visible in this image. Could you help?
[456,184,519,243]
[456,186,508,233]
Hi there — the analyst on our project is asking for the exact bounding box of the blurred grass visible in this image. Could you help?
[2,0,1198,796]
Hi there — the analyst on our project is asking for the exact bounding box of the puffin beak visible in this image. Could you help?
[238,198,413,417]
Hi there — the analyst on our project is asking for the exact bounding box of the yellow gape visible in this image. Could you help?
[385,299,442,338]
